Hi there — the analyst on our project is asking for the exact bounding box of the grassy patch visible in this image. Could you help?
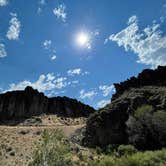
[94,148,166,166]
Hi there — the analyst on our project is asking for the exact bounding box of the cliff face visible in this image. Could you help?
[0,86,95,121]
[48,96,95,117]
[84,66,166,150]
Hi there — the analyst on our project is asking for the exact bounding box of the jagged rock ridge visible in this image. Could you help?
[113,66,166,99]
[0,86,95,121]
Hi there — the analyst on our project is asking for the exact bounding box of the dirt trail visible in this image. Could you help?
[0,124,84,136]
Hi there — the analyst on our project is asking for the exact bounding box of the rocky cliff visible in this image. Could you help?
[0,86,95,121]
[84,66,166,150]
[113,66,166,99]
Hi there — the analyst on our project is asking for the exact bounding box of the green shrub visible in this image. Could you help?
[152,110,166,146]
[117,144,137,156]
[96,146,102,154]
[127,105,155,149]
[105,144,118,154]
[134,105,153,119]
[96,149,166,166]
[29,129,73,166]
[97,156,115,166]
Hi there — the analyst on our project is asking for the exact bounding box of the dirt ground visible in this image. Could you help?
[0,115,85,166]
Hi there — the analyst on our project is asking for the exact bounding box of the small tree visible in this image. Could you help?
[29,129,73,166]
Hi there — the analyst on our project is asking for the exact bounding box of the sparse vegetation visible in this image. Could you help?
[105,144,118,154]
[1,67,166,165]
[29,129,73,166]
[117,144,137,156]
[29,129,166,166]
[134,105,153,119]
[95,148,166,166]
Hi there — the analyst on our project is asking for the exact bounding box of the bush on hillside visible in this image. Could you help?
[29,129,73,166]
[152,110,166,147]
[126,105,166,150]
[117,145,137,156]
[96,148,166,166]
[134,105,153,119]
[105,144,118,154]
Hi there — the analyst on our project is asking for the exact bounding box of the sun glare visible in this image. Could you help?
[75,32,91,49]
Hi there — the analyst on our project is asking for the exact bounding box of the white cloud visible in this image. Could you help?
[160,4,166,23]
[53,4,67,22]
[53,77,67,89]
[92,29,100,36]
[37,0,46,14]
[43,40,52,49]
[82,71,90,75]
[0,43,7,58]
[99,84,115,97]
[128,15,137,24]
[104,38,109,44]
[97,99,110,108]
[0,0,8,6]
[4,73,67,93]
[46,73,55,81]
[39,0,45,5]
[6,13,21,40]
[47,90,65,97]
[67,68,81,76]
[107,15,166,68]
[79,89,97,99]
[67,80,79,87]
[42,40,57,61]
[67,68,89,76]
[51,55,57,61]
[71,80,79,84]
[37,7,42,14]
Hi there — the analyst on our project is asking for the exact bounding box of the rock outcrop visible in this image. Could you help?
[113,66,166,99]
[48,97,95,117]
[84,66,166,150]
[0,86,95,121]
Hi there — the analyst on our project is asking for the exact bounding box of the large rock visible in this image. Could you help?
[0,87,48,120]
[84,66,166,150]
[0,86,95,121]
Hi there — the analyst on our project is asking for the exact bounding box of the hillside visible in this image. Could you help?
[0,115,86,166]
[0,87,95,165]
[84,66,166,150]
[1,66,166,165]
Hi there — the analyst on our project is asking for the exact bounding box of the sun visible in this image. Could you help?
[76,33,88,45]
[75,32,91,49]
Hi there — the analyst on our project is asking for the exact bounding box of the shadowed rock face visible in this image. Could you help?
[84,66,166,150]
[0,86,95,121]
[48,96,95,117]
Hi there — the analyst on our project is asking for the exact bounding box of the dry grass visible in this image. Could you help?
[0,115,85,166]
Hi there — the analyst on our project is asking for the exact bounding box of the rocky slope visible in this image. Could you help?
[84,66,166,150]
[0,86,95,121]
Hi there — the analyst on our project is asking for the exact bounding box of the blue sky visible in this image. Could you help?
[0,0,166,108]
